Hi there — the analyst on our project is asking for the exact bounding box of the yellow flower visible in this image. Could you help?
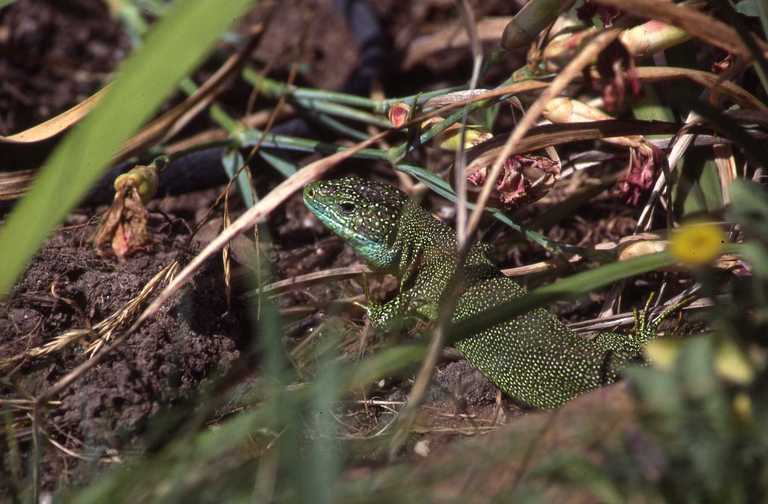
[733,392,752,423]
[715,340,754,385]
[669,222,726,266]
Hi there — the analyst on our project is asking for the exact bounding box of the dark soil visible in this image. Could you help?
[0,0,130,135]
[0,216,240,488]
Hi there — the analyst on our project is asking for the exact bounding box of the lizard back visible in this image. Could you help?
[304,176,646,408]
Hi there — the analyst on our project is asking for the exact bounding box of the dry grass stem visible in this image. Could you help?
[115,33,262,162]
[0,260,180,372]
[0,86,111,144]
[133,130,391,332]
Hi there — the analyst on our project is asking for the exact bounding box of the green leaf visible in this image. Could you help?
[301,336,342,504]
[728,179,768,239]
[757,0,768,42]
[672,148,723,218]
[676,335,717,400]
[632,84,676,137]
[222,148,257,208]
[0,0,257,296]
[346,344,425,386]
[625,365,684,423]
[735,0,760,17]
[739,242,768,279]
[259,151,298,177]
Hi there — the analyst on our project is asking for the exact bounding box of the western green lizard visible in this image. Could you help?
[303,176,663,408]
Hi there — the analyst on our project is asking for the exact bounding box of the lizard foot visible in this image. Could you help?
[631,293,696,343]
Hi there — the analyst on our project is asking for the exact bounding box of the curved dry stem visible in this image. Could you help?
[133,130,390,332]
[594,0,758,60]
[463,27,624,248]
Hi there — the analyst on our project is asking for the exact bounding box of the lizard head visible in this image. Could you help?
[303,176,407,268]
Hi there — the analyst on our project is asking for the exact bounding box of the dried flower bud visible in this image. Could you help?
[420,116,442,130]
[617,239,668,262]
[113,157,164,204]
[437,125,493,151]
[94,157,165,259]
[420,117,492,151]
[618,144,662,205]
[542,97,644,149]
[541,27,598,71]
[388,102,412,128]
[542,20,688,73]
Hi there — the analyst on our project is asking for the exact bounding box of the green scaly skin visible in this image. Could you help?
[303,176,658,409]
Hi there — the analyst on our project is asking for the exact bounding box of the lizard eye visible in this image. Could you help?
[338,201,356,215]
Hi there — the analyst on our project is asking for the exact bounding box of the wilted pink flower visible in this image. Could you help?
[587,39,642,112]
[618,145,663,205]
[466,154,560,209]
[712,53,734,74]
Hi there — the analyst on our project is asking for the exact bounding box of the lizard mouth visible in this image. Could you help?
[303,191,352,238]
[303,192,336,227]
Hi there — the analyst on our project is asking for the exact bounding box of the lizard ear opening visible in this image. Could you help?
[339,201,356,214]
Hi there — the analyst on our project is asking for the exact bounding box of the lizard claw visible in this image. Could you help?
[631,293,696,343]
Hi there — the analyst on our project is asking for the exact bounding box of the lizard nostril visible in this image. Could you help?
[306,187,315,198]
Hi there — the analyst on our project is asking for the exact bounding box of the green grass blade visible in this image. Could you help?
[259,151,298,177]
[673,149,723,218]
[448,242,742,341]
[222,149,257,208]
[0,0,256,296]
[448,251,678,342]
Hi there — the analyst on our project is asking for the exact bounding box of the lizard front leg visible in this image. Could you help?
[366,261,448,332]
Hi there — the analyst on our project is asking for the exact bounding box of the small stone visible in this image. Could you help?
[414,439,430,458]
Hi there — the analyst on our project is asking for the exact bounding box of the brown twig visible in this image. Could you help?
[454,0,483,245]
[388,26,625,460]
[593,0,759,60]
[115,32,263,162]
